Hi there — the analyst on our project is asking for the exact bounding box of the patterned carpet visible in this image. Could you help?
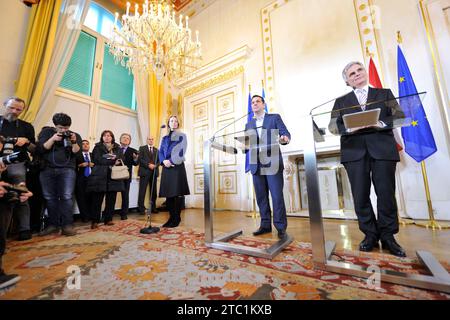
[1,220,449,300]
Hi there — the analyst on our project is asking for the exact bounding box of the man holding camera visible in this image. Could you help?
[0,97,36,241]
[38,113,82,237]
[0,139,33,289]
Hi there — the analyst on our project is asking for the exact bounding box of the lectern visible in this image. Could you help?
[203,134,293,259]
[305,92,450,293]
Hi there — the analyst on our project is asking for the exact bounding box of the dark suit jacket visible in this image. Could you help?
[76,152,93,179]
[120,146,138,179]
[245,113,291,175]
[331,87,403,163]
[138,145,159,177]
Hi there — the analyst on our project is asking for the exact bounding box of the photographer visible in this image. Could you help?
[0,140,33,289]
[0,97,36,241]
[37,113,82,237]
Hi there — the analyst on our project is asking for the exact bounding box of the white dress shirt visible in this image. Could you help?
[254,113,265,137]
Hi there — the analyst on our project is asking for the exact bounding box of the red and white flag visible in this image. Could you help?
[368,57,404,152]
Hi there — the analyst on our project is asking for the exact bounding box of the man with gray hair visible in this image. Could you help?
[329,61,406,257]
[118,133,138,220]
[0,97,36,241]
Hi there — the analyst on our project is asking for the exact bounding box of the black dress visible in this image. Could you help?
[158,131,190,198]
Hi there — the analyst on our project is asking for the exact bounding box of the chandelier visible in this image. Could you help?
[109,0,202,83]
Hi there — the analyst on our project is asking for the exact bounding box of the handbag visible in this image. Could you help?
[111,159,130,180]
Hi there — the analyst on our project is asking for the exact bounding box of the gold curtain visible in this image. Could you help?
[15,0,62,123]
[148,72,164,142]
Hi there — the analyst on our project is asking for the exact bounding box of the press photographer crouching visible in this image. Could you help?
[38,113,82,237]
[0,138,33,290]
[0,97,36,241]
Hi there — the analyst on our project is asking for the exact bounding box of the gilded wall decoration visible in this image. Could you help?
[185,66,244,97]
[194,173,205,194]
[218,171,237,194]
[194,125,209,169]
[216,92,235,117]
[216,118,236,167]
[194,101,208,123]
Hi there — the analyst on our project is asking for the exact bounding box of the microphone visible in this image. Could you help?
[309,92,349,116]
[140,123,167,235]
[212,111,252,140]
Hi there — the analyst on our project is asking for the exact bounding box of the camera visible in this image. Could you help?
[0,151,28,166]
[3,184,30,203]
[2,137,18,155]
[58,131,73,148]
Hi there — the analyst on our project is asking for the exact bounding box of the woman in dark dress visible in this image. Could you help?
[159,115,190,228]
[87,130,124,229]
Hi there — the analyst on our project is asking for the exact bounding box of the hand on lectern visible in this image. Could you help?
[279,135,290,145]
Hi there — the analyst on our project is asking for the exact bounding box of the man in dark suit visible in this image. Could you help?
[329,61,406,257]
[118,133,138,220]
[137,136,159,214]
[245,95,291,239]
[75,140,94,222]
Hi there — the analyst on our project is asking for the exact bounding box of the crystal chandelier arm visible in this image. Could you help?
[112,27,140,50]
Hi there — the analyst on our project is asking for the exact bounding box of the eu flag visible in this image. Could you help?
[245,91,252,173]
[262,88,268,112]
[398,46,437,162]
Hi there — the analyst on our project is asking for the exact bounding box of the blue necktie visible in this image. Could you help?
[83,153,91,177]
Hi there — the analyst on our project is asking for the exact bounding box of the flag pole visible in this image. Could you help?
[414,161,449,230]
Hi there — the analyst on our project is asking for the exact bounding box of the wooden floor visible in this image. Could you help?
[136,208,450,263]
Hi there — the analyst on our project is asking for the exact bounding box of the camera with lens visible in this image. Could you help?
[0,151,28,166]
[3,183,30,203]
[58,130,73,148]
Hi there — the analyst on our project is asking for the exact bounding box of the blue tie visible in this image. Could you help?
[83,153,91,177]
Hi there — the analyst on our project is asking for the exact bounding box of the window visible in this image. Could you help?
[59,2,135,111]
[60,31,96,96]
[83,1,119,39]
[100,45,136,110]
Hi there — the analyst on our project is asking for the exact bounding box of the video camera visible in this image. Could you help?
[3,183,30,203]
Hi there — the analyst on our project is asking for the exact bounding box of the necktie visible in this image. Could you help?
[357,89,368,111]
[83,153,91,177]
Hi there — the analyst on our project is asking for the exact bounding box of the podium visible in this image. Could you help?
[203,134,293,259]
[305,92,450,293]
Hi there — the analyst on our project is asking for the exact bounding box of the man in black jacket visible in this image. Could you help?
[38,113,82,237]
[137,137,159,214]
[75,140,94,222]
[330,61,406,257]
[0,97,36,241]
[118,133,138,220]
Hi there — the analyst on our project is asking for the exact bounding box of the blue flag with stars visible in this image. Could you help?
[245,91,252,173]
[398,46,437,162]
[262,87,269,112]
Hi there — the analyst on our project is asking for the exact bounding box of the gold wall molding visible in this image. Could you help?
[419,0,450,143]
[353,0,385,82]
[260,0,291,112]
[184,66,245,97]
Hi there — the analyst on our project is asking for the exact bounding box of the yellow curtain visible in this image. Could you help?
[148,72,164,142]
[15,0,62,123]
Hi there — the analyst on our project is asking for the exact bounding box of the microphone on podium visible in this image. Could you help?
[212,111,252,140]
